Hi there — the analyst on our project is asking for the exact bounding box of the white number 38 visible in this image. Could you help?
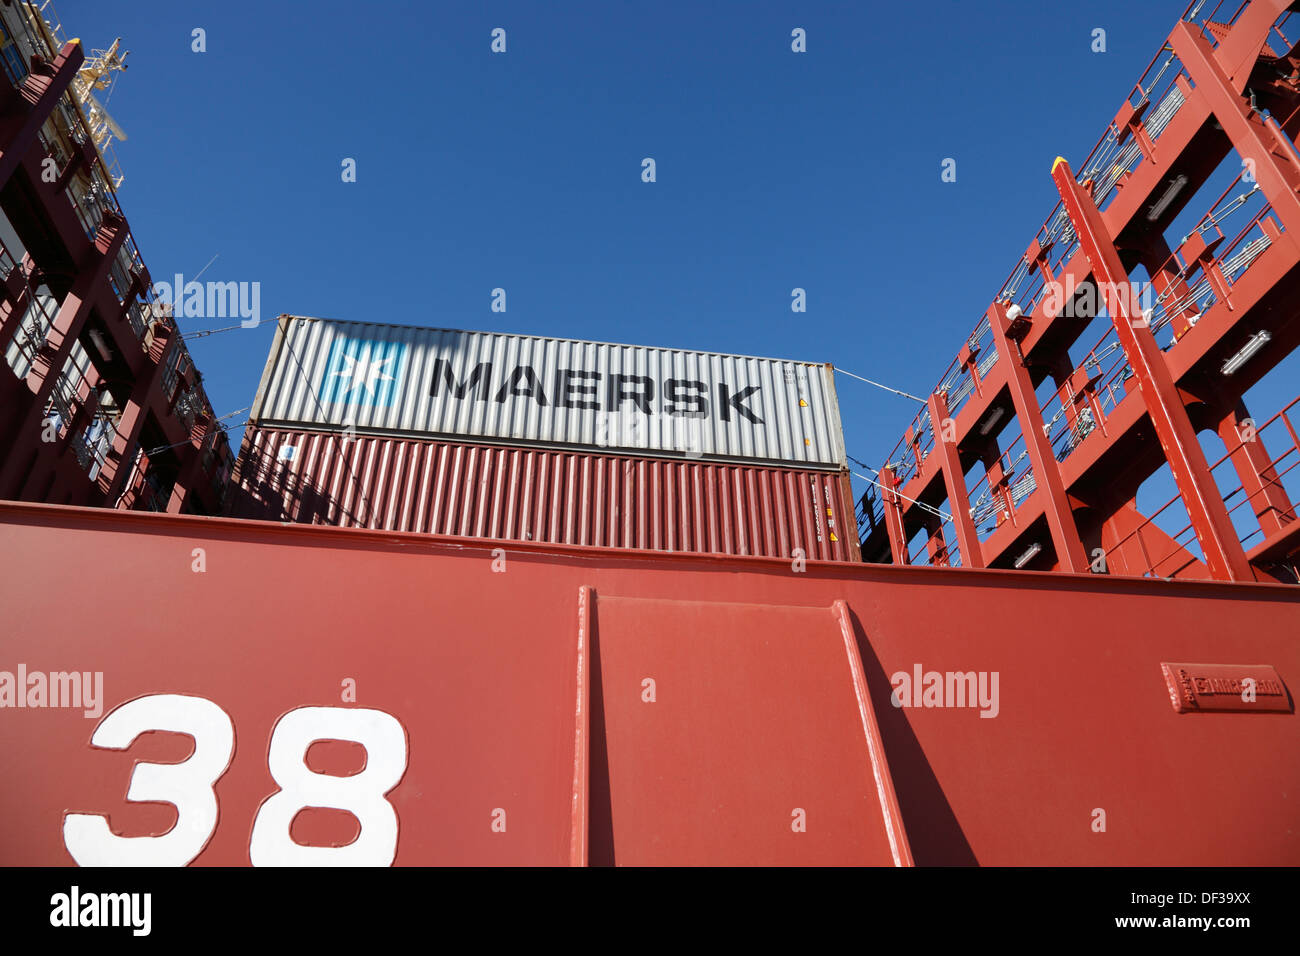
[63,694,407,867]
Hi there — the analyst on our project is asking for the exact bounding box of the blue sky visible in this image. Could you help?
[61,0,1296,531]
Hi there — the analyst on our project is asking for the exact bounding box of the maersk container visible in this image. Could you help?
[250,316,847,469]
[231,424,860,561]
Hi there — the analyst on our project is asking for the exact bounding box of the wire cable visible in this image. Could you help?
[186,321,259,339]
[266,321,378,526]
[833,367,926,404]
[142,406,250,457]
[846,453,953,524]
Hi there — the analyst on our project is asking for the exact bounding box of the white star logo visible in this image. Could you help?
[331,350,395,399]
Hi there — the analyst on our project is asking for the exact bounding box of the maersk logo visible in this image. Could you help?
[319,338,407,407]
[428,359,765,423]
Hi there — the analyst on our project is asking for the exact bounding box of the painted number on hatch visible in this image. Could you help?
[62,694,408,866]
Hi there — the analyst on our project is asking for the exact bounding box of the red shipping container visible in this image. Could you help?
[230,425,860,561]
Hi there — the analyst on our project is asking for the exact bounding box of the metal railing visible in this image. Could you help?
[907,525,963,570]
[1143,169,1276,345]
[40,339,94,439]
[4,289,58,379]
[136,475,171,513]
[1076,49,1193,214]
[71,405,121,481]
[159,344,189,404]
[966,433,1035,540]
[1104,395,1300,577]
[174,385,203,434]
[1038,330,1131,465]
[1183,1,1252,45]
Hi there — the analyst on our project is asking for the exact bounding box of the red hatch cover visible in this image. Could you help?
[588,595,911,865]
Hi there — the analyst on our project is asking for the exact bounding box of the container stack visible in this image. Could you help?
[230,316,859,562]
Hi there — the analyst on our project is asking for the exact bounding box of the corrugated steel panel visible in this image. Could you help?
[231,425,858,561]
[250,317,846,469]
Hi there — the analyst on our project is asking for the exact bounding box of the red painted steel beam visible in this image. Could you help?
[832,599,913,865]
[1215,403,1297,539]
[1140,233,1202,339]
[926,518,951,566]
[1201,0,1294,90]
[101,328,175,503]
[1171,21,1300,251]
[0,40,83,189]
[1051,157,1253,582]
[1248,516,1300,565]
[927,392,984,568]
[987,304,1090,572]
[1104,497,1210,580]
[167,418,212,513]
[0,256,35,364]
[41,370,103,504]
[880,465,909,565]
[570,587,592,866]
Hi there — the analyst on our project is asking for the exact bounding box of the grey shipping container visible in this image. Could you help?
[250,316,848,469]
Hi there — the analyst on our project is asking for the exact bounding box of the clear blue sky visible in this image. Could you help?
[62,0,1296,529]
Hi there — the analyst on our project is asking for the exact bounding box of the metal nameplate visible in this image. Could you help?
[1160,663,1292,714]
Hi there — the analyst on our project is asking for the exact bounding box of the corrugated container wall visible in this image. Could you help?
[231,425,860,562]
[251,317,847,469]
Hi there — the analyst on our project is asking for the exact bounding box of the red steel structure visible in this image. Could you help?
[1,500,1296,865]
[859,0,1300,585]
[0,5,232,514]
[231,424,860,561]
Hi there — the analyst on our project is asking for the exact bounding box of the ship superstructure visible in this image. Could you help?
[859,1,1300,585]
[0,2,232,514]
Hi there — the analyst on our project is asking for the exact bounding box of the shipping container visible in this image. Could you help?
[250,317,847,469]
[231,424,860,561]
